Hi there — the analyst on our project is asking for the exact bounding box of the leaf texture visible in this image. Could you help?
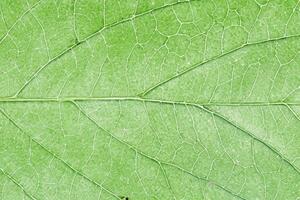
[0,0,300,199]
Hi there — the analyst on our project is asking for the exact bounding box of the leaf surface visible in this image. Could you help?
[0,0,300,199]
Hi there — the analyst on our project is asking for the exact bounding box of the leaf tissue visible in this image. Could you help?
[0,0,300,199]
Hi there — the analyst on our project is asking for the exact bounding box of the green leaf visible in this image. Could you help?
[0,0,300,199]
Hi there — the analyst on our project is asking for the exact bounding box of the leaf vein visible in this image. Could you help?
[11,0,195,97]
[0,168,37,200]
[141,34,300,96]
[0,107,121,200]
[72,101,247,199]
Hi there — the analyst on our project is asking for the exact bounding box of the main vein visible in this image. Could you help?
[0,96,298,106]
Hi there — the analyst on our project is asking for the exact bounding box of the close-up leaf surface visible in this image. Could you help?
[0,0,300,199]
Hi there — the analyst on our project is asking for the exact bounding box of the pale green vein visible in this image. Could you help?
[285,103,300,121]
[201,106,300,174]
[1,96,298,175]
[0,96,300,105]
[72,101,246,200]
[73,100,182,199]
[9,2,300,99]
[0,0,43,44]
[12,33,300,98]
[140,33,300,96]
[1,1,299,199]
[0,168,37,200]
[11,0,195,97]
[162,162,246,200]
[0,107,121,200]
